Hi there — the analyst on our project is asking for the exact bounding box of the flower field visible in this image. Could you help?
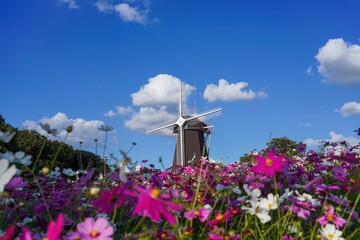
[1,130,360,240]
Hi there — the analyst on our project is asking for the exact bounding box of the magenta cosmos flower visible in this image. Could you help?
[184,207,211,222]
[21,214,64,240]
[76,217,114,240]
[0,225,15,240]
[317,205,346,228]
[252,152,287,177]
[93,183,129,215]
[127,185,183,224]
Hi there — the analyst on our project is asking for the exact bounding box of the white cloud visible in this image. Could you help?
[131,74,194,107]
[203,79,267,102]
[59,0,80,9]
[315,38,360,85]
[305,66,313,75]
[114,3,147,24]
[105,106,134,117]
[23,112,116,149]
[105,110,117,117]
[93,0,156,24]
[303,131,359,147]
[124,106,177,134]
[336,101,360,117]
[94,0,114,12]
[299,122,311,127]
[116,106,133,115]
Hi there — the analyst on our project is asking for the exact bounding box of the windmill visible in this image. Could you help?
[146,82,222,166]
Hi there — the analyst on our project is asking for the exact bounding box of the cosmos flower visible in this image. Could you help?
[0,131,15,143]
[252,152,287,177]
[76,217,114,240]
[44,213,64,240]
[0,151,32,166]
[0,159,17,193]
[320,224,345,240]
[317,205,346,228]
[184,207,211,222]
[40,123,59,136]
[19,226,32,240]
[127,184,183,224]
[259,193,278,211]
[62,168,76,177]
[93,183,129,215]
[242,199,271,224]
[0,225,15,240]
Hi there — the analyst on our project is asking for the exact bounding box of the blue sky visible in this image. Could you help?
[1,0,360,168]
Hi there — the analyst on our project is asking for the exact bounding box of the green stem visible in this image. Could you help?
[131,216,146,235]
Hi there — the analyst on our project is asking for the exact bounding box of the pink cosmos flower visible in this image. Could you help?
[0,225,15,240]
[317,205,346,228]
[93,183,129,215]
[76,217,114,240]
[127,184,183,224]
[282,236,295,240]
[44,213,64,240]
[19,226,32,240]
[184,207,211,222]
[252,152,287,177]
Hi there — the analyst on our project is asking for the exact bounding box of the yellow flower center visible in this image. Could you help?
[160,233,167,238]
[43,238,49,240]
[91,230,99,238]
[194,210,200,216]
[215,213,223,221]
[327,233,334,239]
[268,203,273,209]
[151,188,161,198]
[327,213,333,221]
[350,179,356,184]
[266,158,273,166]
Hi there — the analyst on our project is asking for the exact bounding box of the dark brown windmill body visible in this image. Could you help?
[172,117,209,166]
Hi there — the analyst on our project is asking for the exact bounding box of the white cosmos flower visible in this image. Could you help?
[49,167,61,178]
[259,193,278,211]
[243,184,261,200]
[295,190,320,206]
[40,123,59,136]
[0,151,32,166]
[242,199,271,224]
[279,188,293,203]
[0,159,17,192]
[62,168,76,177]
[321,224,345,240]
[0,131,15,143]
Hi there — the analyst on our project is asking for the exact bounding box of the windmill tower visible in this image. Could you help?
[146,82,222,166]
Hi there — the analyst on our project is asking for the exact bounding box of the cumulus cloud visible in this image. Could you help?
[305,66,313,75]
[336,101,360,117]
[303,131,359,147]
[315,38,360,85]
[203,79,267,102]
[299,122,311,127]
[23,112,116,149]
[94,0,114,12]
[114,3,147,24]
[124,106,177,134]
[59,0,80,9]
[105,106,134,117]
[93,0,154,24]
[131,74,194,107]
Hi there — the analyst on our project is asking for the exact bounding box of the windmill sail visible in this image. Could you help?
[146,81,221,166]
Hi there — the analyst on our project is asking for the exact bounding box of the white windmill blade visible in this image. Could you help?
[186,107,222,123]
[179,125,185,165]
[146,121,177,134]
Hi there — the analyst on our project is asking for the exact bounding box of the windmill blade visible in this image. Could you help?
[146,121,177,134]
[186,107,222,125]
[179,125,185,165]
